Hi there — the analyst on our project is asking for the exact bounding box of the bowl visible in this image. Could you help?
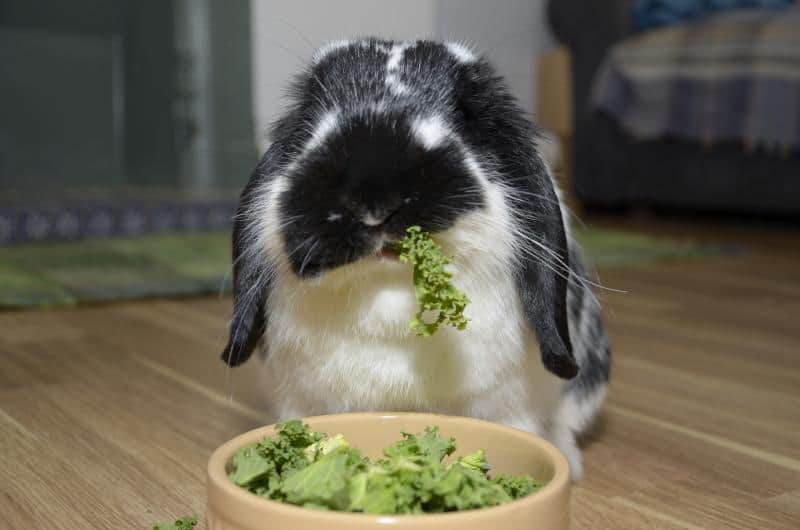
[207,412,571,530]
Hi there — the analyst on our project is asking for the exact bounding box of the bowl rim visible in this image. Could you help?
[207,412,571,524]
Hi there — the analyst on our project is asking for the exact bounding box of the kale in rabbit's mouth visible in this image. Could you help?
[394,226,470,336]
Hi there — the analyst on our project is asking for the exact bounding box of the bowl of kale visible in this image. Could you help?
[206,413,571,530]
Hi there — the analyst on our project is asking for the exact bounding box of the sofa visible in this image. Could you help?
[547,0,800,215]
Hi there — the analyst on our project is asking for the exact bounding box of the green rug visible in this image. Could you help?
[0,228,737,309]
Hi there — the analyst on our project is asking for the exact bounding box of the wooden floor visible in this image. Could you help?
[1,219,799,529]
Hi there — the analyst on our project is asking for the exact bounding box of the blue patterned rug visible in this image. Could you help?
[0,198,237,245]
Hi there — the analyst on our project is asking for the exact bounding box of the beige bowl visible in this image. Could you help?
[207,413,571,530]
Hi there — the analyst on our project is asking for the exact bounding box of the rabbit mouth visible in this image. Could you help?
[374,233,402,260]
[377,245,399,260]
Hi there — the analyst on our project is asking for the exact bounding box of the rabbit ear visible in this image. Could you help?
[452,57,578,379]
[514,175,579,380]
[220,159,278,367]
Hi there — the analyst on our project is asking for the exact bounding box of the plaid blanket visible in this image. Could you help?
[593,7,800,152]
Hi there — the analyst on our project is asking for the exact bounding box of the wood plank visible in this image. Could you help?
[0,337,261,529]
[572,489,695,530]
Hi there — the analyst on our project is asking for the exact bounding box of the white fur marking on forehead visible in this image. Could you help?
[386,41,413,71]
[411,115,451,150]
[445,41,477,63]
[385,41,415,96]
[305,110,340,152]
[312,39,351,63]
[359,40,391,54]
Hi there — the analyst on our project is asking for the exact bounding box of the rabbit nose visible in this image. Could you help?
[360,200,404,227]
[362,211,387,227]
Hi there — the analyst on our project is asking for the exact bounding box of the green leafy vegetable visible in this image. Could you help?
[491,473,542,500]
[280,450,354,510]
[456,448,491,473]
[229,445,272,486]
[424,464,512,511]
[383,426,456,466]
[347,471,369,511]
[151,515,197,530]
[395,226,470,336]
[228,420,541,514]
[226,419,324,501]
[303,433,350,462]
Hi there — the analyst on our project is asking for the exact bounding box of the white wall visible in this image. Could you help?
[435,0,554,116]
[250,0,554,150]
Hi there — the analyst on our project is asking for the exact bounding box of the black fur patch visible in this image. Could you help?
[281,116,483,278]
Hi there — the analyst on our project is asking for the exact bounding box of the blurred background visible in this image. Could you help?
[1,2,799,528]
[0,0,553,242]
[0,0,564,304]
[2,0,798,306]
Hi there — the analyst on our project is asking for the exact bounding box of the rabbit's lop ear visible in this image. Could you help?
[221,165,275,367]
[513,169,579,380]
[453,58,578,379]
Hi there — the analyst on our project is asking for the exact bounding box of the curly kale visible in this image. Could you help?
[395,226,470,336]
[228,420,542,514]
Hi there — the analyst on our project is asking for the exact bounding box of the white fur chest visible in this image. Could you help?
[259,226,564,430]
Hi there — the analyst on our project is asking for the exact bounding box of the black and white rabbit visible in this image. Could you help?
[221,38,610,479]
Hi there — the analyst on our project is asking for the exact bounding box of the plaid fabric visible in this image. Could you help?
[593,7,800,152]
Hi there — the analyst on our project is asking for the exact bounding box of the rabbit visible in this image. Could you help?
[221,38,610,480]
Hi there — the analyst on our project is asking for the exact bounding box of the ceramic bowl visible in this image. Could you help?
[207,412,571,530]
